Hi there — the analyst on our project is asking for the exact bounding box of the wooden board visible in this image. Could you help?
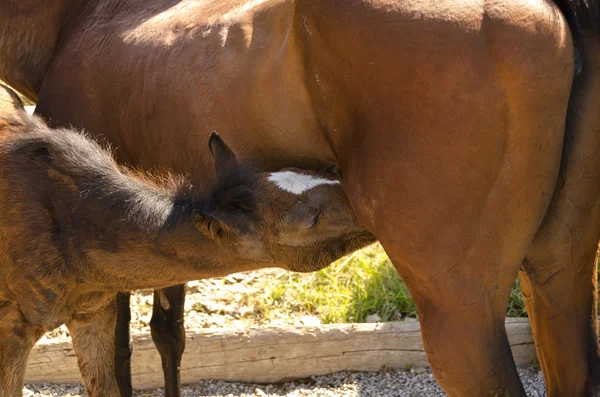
[25,318,536,390]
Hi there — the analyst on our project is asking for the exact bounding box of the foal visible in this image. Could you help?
[0,106,374,396]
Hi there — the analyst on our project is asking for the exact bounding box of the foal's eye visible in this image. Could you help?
[287,206,322,230]
[307,212,321,229]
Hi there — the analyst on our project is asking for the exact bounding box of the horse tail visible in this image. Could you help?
[552,0,600,36]
[553,1,599,75]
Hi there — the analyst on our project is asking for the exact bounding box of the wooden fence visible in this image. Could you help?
[26,318,536,389]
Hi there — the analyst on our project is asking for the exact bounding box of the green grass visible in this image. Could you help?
[250,243,530,324]
[506,278,528,318]
[262,244,417,323]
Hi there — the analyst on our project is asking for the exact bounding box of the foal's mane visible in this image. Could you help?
[0,110,257,233]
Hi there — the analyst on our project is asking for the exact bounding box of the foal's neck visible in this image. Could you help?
[71,167,229,290]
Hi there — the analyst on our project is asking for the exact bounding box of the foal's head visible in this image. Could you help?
[193,134,376,272]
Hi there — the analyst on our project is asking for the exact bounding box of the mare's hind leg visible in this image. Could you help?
[0,301,44,397]
[518,38,600,397]
[66,295,120,397]
[386,252,527,396]
[336,42,568,394]
[114,292,133,397]
[150,284,186,397]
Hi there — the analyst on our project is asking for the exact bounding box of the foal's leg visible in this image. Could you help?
[114,292,133,397]
[0,302,44,397]
[150,284,186,397]
[517,37,600,397]
[66,296,120,397]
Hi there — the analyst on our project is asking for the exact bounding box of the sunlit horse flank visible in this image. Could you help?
[1,0,599,396]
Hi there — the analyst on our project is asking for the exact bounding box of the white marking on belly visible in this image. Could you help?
[268,171,340,195]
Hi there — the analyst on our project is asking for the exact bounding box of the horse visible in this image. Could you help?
[1,0,598,396]
[0,85,374,396]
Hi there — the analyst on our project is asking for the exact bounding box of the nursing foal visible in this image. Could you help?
[0,104,374,397]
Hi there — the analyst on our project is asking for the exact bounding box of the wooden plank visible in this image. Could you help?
[25,318,536,390]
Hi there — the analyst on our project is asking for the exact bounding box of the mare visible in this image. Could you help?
[1,0,599,396]
[0,84,374,397]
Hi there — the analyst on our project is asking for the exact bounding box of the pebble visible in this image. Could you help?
[24,366,545,396]
[366,314,381,323]
[294,315,321,327]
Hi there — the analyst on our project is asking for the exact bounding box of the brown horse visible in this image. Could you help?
[2,0,599,396]
[0,85,373,397]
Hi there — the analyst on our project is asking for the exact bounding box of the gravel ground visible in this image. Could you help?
[24,366,545,396]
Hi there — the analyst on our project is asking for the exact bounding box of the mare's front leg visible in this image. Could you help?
[0,301,44,397]
[66,295,120,397]
[150,284,186,397]
[114,292,133,397]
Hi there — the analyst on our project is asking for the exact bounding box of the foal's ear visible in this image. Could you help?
[208,131,238,180]
[0,84,24,112]
[192,210,237,240]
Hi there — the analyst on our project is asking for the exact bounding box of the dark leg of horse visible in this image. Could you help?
[517,37,600,397]
[114,292,133,397]
[150,284,187,397]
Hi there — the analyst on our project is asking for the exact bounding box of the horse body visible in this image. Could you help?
[35,0,573,188]
[2,0,598,396]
